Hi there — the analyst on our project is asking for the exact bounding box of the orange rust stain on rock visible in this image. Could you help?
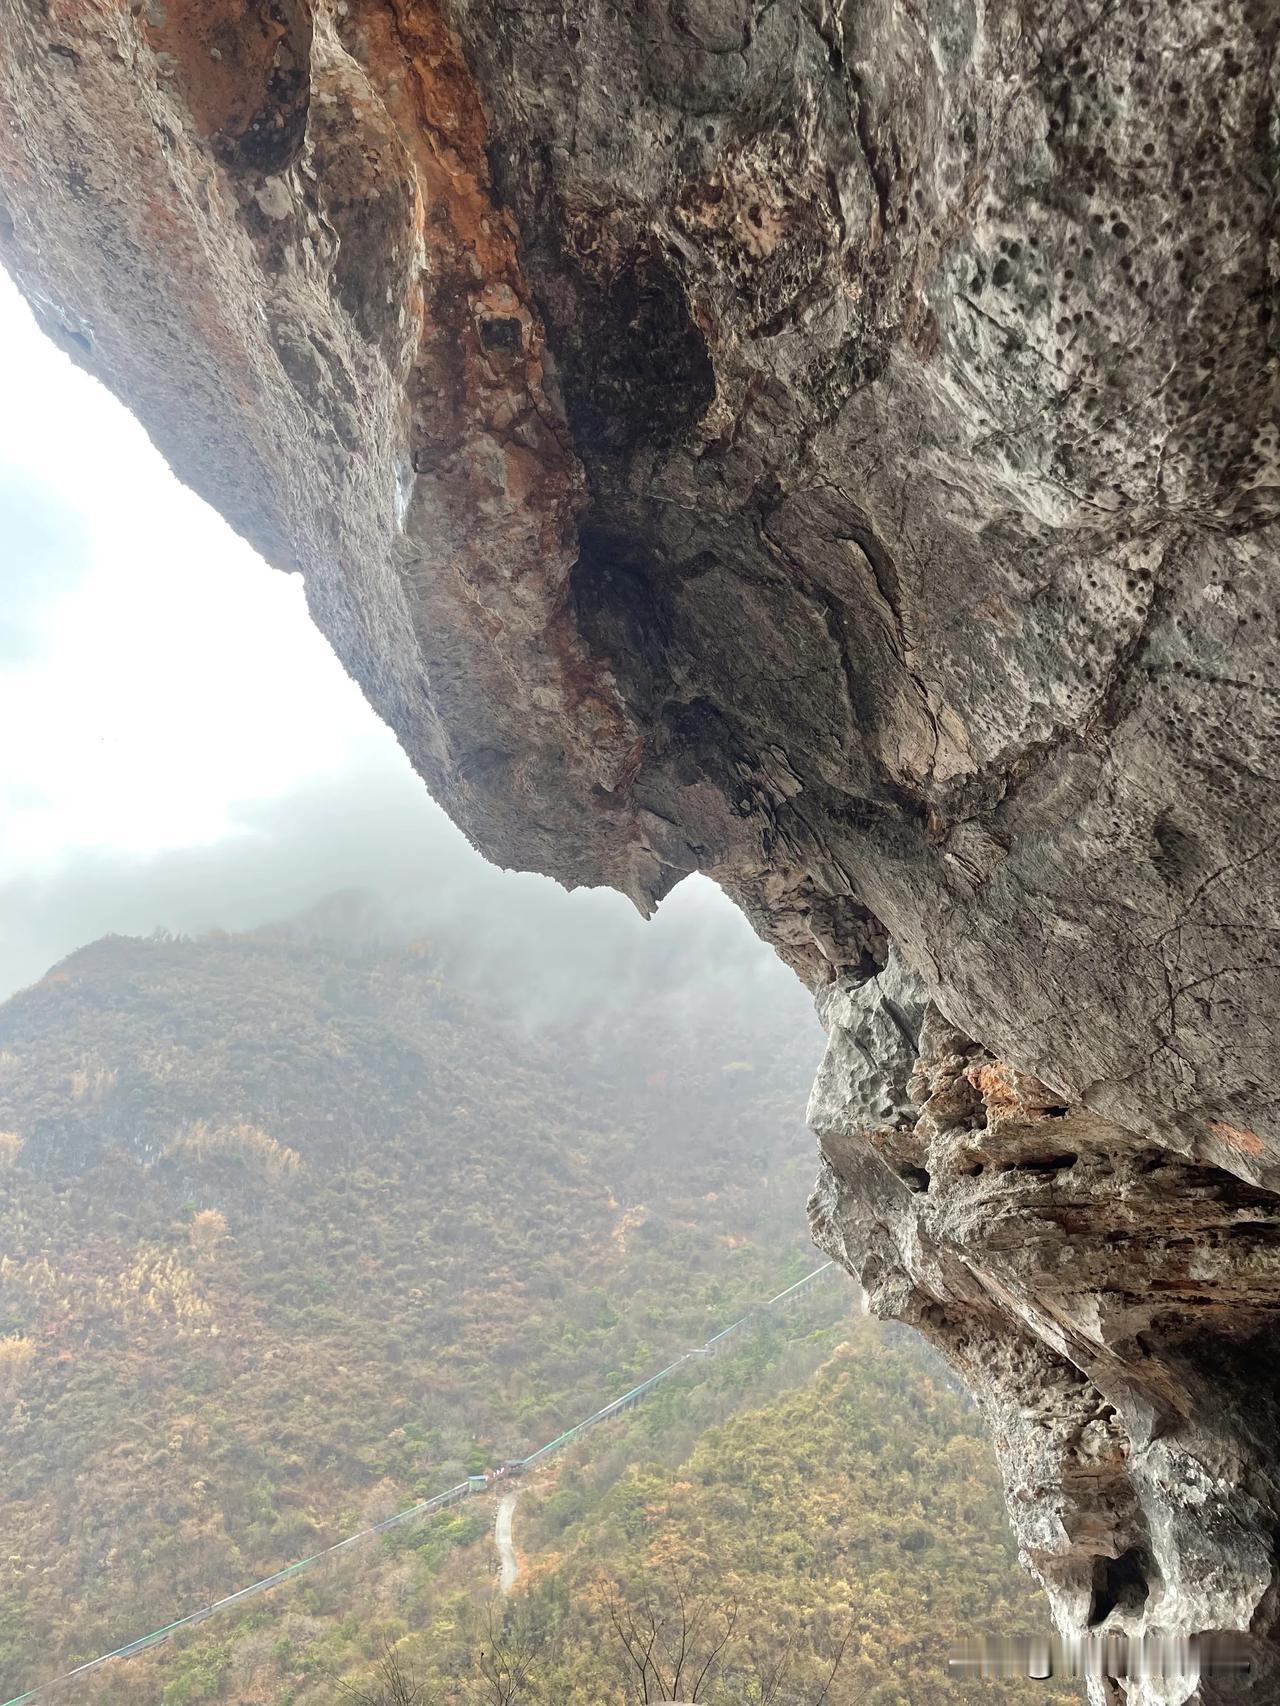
[964,1060,1073,1129]
[339,1,634,770]
[350,0,574,490]
[501,443,545,509]
[965,1060,1021,1116]
[143,0,312,170]
[1209,1119,1265,1156]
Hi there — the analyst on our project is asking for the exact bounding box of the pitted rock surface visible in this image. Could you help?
[1,0,1277,1695]
[810,978,1280,1702]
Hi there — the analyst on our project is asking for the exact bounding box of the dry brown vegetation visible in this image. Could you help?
[169,1120,303,1178]
[0,925,1067,1706]
[0,1335,35,1397]
[0,927,825,1699]
[69,1059,118,1101]
[190,1208,229,1251]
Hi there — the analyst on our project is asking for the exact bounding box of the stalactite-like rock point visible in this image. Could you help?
[2,1,1277,1697]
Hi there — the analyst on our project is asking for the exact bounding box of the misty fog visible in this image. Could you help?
[0,732,815,1037]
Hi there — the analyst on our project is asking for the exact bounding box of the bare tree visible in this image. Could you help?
[721,1625,852,1706]
[733,1630,802,1706]
[471,1602,544,1705]
[336,1637,438,1706]
[603,1570,739,1703]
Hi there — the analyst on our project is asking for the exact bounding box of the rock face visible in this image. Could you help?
[809,965,1280,1703]
[0,0,1277,1697]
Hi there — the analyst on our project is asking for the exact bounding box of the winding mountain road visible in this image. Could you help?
[4,1265,837,1706]
[495,1493,519,1594]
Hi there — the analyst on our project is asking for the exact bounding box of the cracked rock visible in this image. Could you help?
[1,0,1278,1694]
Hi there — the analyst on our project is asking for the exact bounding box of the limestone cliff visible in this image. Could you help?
[0,0,1276,1697]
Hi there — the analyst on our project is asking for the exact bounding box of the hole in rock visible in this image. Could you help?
[1087,1546,1151,1626]
[1150,809,1203,889]
[479,316,523,354]
[899,1165,931,1193]
[1003,1153,1078,1176]
[1178,1164,1280,1211]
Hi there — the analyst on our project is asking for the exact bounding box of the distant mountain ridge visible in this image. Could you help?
[0,919,825,1695]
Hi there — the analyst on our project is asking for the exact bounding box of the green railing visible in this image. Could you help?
[2,1262,838,1705]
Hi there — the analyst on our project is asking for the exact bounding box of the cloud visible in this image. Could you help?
[0,738,814,1041]
[0,265,403,873]
[0,465,92,664]
[0,269,816,1042]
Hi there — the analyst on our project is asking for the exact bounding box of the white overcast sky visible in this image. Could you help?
[0,265,410,872]
[0,268,771,1008]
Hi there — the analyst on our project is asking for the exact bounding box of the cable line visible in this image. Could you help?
[2,1261,837,1706]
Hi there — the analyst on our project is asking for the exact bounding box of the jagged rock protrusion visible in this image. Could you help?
[1,0,1278,1694]
[809,972,1280,1702]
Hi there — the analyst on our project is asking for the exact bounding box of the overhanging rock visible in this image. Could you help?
[1,1,1277,1697]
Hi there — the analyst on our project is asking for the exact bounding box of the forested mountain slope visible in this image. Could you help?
[0,921,823,1691]
[508,1324,1082,1706]
[0,919,1068,1703]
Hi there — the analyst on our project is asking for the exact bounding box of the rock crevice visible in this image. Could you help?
[1,0,1278,1694]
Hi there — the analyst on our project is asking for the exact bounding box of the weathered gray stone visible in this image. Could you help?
[810,1004,1280,1702]
[1,0,1277,1694]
